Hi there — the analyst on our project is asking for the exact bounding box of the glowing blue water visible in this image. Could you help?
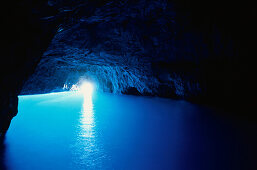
[2,92,257,170]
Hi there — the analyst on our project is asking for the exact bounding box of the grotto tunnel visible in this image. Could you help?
[0,0,257,169]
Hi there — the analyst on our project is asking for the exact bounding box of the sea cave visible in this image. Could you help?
[0,0,257,169]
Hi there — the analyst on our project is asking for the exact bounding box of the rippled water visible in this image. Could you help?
[1,92,257,170]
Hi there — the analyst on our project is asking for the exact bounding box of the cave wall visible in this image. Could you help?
[22,0,257,110]
[0,0,59,135]
[1,0,256,134]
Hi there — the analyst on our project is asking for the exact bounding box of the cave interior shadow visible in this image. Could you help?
[0,137,7,170]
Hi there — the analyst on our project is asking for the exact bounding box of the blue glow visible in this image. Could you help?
[2,92,256,169]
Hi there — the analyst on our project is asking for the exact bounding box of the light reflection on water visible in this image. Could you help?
[2,92,257,170]
[80,93,95,138]
[71,92,106,169]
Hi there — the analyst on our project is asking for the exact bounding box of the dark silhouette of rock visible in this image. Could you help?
[0,0,59,134]
[0,139,7,170]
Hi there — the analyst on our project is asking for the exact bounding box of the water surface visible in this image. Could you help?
[1,92,257,170]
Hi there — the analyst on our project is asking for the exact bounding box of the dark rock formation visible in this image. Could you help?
[0,0,59,136]
[1,0,257,134]
[22,0,257,111]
